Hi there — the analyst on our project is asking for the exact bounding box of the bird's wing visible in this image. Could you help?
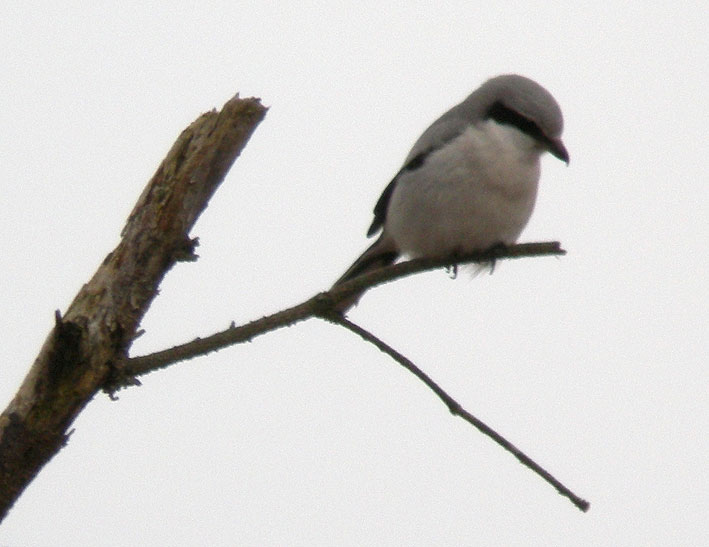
[366,115,470,237]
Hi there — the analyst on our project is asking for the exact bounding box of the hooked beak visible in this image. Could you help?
[547,137,570,165]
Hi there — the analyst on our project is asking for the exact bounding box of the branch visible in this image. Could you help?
[323,313,590,513]
[123,240,584,510]
[0,88,570,523]
[123,242,565,378]
[0,95,267,522]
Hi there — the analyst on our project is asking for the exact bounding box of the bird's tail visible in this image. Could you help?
[331,235,398,312]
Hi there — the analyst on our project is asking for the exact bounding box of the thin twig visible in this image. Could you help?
[322,313,590,513]
[123,242,565,380]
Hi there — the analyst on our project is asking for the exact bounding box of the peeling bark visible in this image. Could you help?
[0,95,267,522]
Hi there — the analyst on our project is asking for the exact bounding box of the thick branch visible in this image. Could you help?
[0,95,267,522]
[124,242,565,377]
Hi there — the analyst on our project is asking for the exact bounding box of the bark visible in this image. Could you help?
[0,95,267,522]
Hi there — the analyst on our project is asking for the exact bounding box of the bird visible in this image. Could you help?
[331,74,568,311]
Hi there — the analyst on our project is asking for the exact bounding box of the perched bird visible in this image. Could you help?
[332,74,568,310]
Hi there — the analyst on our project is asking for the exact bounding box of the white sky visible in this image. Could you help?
[1,1,707,545]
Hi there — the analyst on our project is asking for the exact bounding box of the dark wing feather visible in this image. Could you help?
[365,150,432,237]
[364,103,473,238]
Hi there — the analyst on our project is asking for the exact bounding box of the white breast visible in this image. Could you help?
[385,121,543,258]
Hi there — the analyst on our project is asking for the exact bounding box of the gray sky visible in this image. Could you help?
[1,1,707,545]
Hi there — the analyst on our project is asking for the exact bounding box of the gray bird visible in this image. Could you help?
[333,74,568,310]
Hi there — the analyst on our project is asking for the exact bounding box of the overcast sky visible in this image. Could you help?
[1,1,707,545]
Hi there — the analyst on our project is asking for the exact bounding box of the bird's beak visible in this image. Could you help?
[547,137,569,165]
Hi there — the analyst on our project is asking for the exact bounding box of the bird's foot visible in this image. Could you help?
[487,242,509,274]
[445,249,465,279]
